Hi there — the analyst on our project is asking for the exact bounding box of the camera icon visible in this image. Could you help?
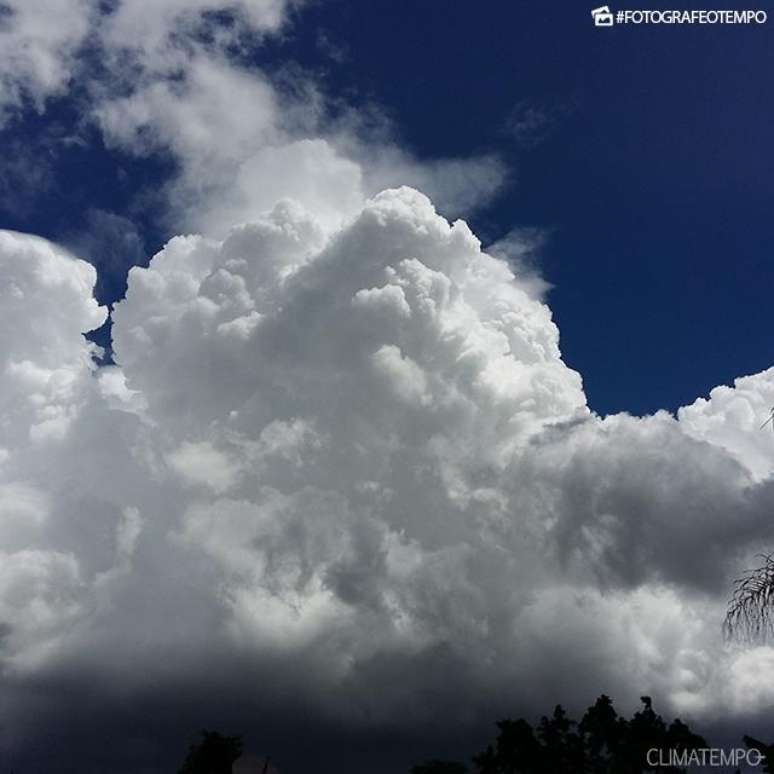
[591,6,614,26]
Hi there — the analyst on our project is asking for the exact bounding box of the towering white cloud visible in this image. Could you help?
[0,189,772,770]
[0,230,105,446]
[0,231,105,677]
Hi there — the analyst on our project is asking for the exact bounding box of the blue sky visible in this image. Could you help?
[2,0,772,415]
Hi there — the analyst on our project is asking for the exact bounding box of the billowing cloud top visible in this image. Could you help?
[1,187,774,769]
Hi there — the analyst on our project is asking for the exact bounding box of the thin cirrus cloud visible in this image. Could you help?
[1,1,774,771]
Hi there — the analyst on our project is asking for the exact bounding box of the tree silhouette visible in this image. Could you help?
[178,730,244,774]
[580,694,627,772]
[413,695,707,774]
[725,553,774,642]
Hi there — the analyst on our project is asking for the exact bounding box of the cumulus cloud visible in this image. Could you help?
[0,230,105,445]
[679,369,774,481]
[1,188,773,770]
